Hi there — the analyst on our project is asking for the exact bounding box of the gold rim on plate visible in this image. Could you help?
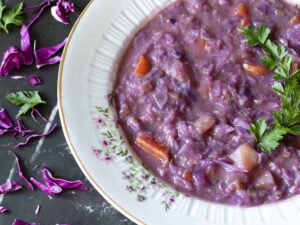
[57,1,146,224]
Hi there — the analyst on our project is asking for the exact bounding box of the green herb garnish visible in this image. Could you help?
[239,25,300,152]
[0,1,24,33]
[6,91,46,116]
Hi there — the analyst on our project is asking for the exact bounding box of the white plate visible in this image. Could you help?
[58,0,300,224]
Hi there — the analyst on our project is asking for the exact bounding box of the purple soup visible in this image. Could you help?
[113,0,300,206]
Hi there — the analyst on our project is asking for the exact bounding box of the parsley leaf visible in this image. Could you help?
[6,91,46,116]
[239,25,300,152]
[249,121,290,152]
[249,119,267,142]
[258,126,289,152]
[0,1,5,19]
[272,81,284,95]
[0,1,24,33]
[238,25,271,46]
[289,125,300,135]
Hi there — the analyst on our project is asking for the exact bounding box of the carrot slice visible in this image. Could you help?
[235,181,244,190]
[182,170,193,182]
[243,63,269,76]
[235,3,249,18]
[290,16,300,24]
[134,55,151,78]
[136,134,171,161]
[198,38,208,49]
[240,18,251,27]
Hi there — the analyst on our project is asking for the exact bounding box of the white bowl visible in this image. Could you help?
[58,0,300,224]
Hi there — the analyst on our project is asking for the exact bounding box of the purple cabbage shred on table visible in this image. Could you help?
[12,219,38,225]
[14,154,34,190]
[14,118,33,136]
[0,0,83,222]
[0,47,27,76]
[27,75,42,86]
[0,108,14,129]
[0,0,70,76]
[31,108,49,123]
[51,0,76,24]
[0,206,9,214]
[30,167,87,195]
[34,38,67,69]
[14,123,58,148]
[42,167,88,190]
[0,181,23,194]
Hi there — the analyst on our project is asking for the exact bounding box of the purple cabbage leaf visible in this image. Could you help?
[14,154,34,190]
[0,206,9,213]
[43,167,88,191]
[0,108,14,129]
[51,0,76,24]
[14,123,57,148]
[27,75,42,86]
[0,181,22,194]
[34,38,67,69]
[12,219,38,225]
[30,167,87,195]
[0,46,26,76]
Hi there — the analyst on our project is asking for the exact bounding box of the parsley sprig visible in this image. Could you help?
[239,25,300,152]
[0,1,24,33]
[6,91,46,117]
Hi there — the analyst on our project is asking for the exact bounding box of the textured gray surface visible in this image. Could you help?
[0,0,136,224]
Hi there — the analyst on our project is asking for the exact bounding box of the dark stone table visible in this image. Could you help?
[0,0,135,224]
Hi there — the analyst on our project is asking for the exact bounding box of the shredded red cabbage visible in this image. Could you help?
[0,206,9,213]
[0,181,22,194]
[30,167,87,195]
[26,0,52,28]
[0,110,33,136]
[0,129,10,135]
[0,108,14,129]
[14,154,34,190]
[34,38,67,69]
[25,0,51,13]
[0,0,52,76]
[27,75,42,86]
[12,219,38,225]
[36,55,62,69]
[14,123,57,148]
[51,0,76,24]
[42,167,88,191]
[19,0,53,66]
[14,118,33,137]
[30,177,62,195]
[34,38,67,60]
[20,26,33,65]
[31,108,49,123]
[0,108,55,146]
[0,46,26,76]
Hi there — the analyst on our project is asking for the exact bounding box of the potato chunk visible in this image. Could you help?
[230,144,258,172]
[194,115,216,134]
[254,170,275,190]
[166,61,190,82]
